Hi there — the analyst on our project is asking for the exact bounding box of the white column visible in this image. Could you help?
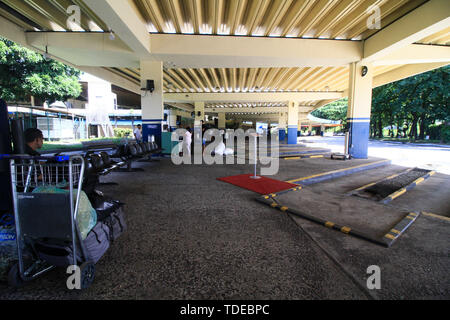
[193,102,204,163]
[278,112,287,141]
[194,102,205,127]
[347,62,373,158]
[141,60,164,145]
[218,113,226,129]
[168,109,178,131]
[287,101,299,144]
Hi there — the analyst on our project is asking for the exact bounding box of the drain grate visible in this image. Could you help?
[352,168,433,202]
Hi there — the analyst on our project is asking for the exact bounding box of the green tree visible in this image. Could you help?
[370,65,449,141]
[0,37,81,104]
[312,66,449,141]
[311,98,348,124]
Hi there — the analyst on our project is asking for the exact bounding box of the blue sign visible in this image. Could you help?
[0,232,16,241]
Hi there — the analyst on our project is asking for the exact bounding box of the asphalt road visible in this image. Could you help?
[298,136,450,175]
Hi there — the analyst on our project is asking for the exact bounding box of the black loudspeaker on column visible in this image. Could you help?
[146,80,155,92]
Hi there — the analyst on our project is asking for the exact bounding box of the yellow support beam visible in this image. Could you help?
[364,0,450,61]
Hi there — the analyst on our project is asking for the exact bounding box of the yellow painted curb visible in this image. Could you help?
[422,212,450,222]
[341,226,351,234]
[285,159,390,183]
[325,221,335,228]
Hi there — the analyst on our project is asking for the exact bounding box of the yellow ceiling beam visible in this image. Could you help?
[206,107,288,114]
[84,0,151,57]
[372,62,450,88]
[0,14,28,45]
[0,15,140,94]
[149,34,362,68]
[358,0,425,41]
[374,44,450,65]
[347,0,410,40]
[71,0,110,31]
[166,103,195,112]
[363,0,450,62]
[25,32,139,67]
[81,67,141,94]
[164,91,343,103]
[205,106,315,114]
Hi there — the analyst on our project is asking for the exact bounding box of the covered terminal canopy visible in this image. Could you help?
[0,0,449,156]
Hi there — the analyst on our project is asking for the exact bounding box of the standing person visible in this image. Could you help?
[202,126,207,153]
[24,128,44,156]
[184,127,192,155]
[134,124,142,142]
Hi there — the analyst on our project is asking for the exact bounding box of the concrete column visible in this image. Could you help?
[194,102,205,127]
[141,60,164,145]
[347,62,373,158]
[168,109,177,131]
[218,113,226,129]
[278,112,287,142]
[287,101,299,144]
[193,102,204,162]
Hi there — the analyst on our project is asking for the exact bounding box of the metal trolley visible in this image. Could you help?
[4,154,96,289]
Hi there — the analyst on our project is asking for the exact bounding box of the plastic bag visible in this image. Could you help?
[214,142,226,155]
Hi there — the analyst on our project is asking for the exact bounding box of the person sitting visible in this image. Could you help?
[24,128,44,156]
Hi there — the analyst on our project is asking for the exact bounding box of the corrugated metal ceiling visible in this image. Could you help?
[0,0,445,107]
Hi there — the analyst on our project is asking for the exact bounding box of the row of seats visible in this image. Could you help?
[112,141,161,163]
[87,151,124,176]
[82,141,162,194]
[85,141,162,176]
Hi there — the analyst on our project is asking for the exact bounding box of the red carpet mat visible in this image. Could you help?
[217,174,298,195]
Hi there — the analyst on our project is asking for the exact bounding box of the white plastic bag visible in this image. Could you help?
[214,142,226,155]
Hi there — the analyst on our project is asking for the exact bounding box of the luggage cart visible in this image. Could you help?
[4,154,96,289]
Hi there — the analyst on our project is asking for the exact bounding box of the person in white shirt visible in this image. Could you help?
[134,124,142,142]
[184,127,192,155]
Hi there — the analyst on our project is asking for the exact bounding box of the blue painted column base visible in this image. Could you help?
[279,129,286,142]
[287,126,297,145]
[143,122,162,146]
[348,119,370,159]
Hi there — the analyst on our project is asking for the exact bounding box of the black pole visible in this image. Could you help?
[0,98,13,214]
